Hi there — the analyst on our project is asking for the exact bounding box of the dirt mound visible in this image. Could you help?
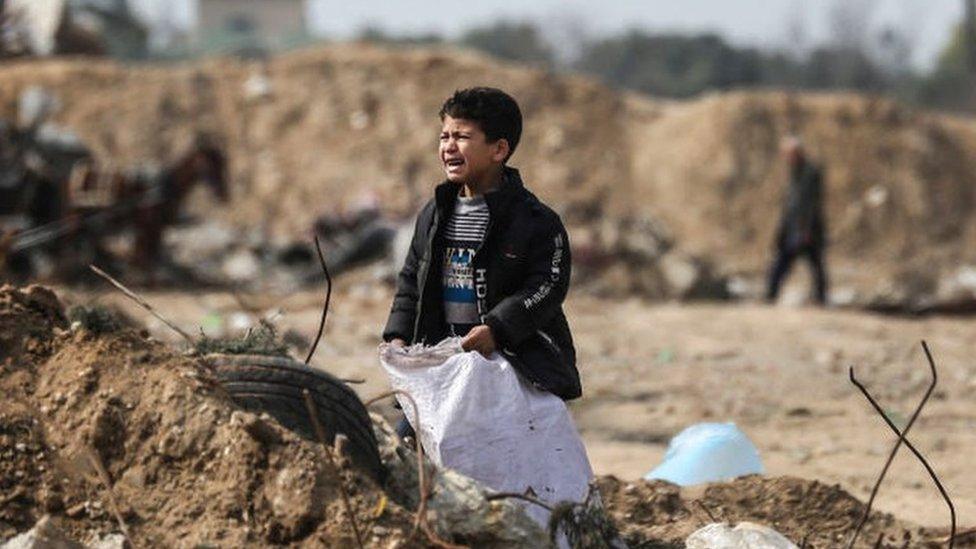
[0,286,441,546]
[0,46,633,233]
[630,91,976,306]
[596,475,958,548]
[0,285,66,368]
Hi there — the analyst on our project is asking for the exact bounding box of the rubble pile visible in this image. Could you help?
[0,284,544,547]
[2,284,966,548]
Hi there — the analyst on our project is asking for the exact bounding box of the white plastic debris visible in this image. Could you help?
[645,422,763,486]
[686,522,799,549]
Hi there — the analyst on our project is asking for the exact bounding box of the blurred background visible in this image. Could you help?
[3,0,976,530]
[3,0,976,308]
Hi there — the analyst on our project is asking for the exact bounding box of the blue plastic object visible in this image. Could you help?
[644,422,764,486]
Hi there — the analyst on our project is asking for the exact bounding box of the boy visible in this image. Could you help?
[383,87,581,406]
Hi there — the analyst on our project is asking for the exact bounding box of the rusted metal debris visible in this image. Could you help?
[304,236,332,365]
[845,340,939,549]
[848,341,956,549]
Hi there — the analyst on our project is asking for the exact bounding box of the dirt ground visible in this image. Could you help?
[60,274,975,535]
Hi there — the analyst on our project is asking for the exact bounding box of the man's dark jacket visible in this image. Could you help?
[776,159,825,251]
[383,167,581,400]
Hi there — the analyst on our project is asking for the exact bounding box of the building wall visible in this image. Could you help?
[197,0,305,49]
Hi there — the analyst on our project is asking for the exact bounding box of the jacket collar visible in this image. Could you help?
[434,166,525,216]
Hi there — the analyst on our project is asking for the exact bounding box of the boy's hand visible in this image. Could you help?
[461,325,496,358]
[390,338,407,347]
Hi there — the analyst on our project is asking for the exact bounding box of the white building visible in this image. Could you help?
[196,0,306,52]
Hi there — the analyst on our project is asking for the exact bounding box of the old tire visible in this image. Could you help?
[207,354,385,483]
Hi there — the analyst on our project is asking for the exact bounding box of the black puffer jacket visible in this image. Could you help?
[383,167,581,400]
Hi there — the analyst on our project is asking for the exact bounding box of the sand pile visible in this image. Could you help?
[0,286,409,546]
[0,45,633,234]
[629,92,976,308]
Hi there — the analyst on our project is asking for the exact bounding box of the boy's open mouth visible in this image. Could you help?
[445,158,465,172]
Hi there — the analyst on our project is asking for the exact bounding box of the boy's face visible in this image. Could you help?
[439,116,508,184]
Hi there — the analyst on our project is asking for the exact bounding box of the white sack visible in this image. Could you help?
[380,338,593,527]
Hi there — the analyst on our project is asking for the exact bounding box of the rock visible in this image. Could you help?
[686,521,799,548]
[592,263,644,299]
[240,413,282,447]
[426,469,547,545]
[659,253,731,301]
[1,516,84,549]
[371,414,547,548]
[659,253,700,298]
[615,216,673,259]
[64,502,87,518]
[86,533,126,549]
[262,462,329,542]
[220,249,261,282]
[23,285,66,322]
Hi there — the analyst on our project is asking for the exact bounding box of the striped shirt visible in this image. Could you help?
[442,194,490,335]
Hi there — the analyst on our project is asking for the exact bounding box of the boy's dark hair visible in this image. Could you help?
[439,87,522,161]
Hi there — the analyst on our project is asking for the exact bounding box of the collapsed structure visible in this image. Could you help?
[1,0,147,59]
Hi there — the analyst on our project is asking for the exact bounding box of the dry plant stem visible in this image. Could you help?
[364,390,468,549]
[846,340,938,549]
[301,390,365,549]
[88,264,194,343]
[484,492,554,511]
[850,363,956,549]
[304,236,332,365]
[87,447,137,549]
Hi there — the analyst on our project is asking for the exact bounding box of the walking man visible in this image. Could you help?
[766,136,828,305]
